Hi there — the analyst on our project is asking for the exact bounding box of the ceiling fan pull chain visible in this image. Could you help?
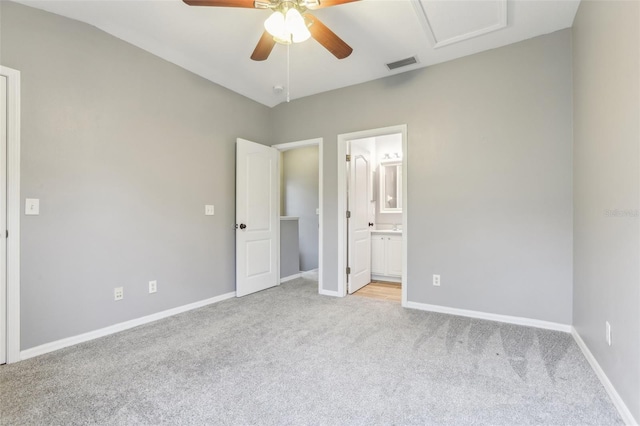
[286,43,291,103]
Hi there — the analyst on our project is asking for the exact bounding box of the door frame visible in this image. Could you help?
[272,138,324,295]
[0,66,21,364]
[337,125,408,306]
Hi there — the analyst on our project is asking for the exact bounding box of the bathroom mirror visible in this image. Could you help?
[379,161,402,213]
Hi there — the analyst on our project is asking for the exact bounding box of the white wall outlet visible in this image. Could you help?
[114,287,124,301]
[606,321,612,346]
[433,274,441,286]
[149,280,157,294]
[25,198,40,215]
[205,205,215,216]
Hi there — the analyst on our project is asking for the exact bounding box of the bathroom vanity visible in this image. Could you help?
[371,230,402,283]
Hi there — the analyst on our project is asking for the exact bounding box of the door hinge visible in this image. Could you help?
[346,267,351,275]
[346,154,351,162]
[346,210,351,218]
[5,230,7,238]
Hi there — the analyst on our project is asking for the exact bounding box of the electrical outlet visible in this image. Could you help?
[433,274,441,286]
[149,280,157,294]
[205,205,215,216]
[114,287,124,301]
[606,321,612,346]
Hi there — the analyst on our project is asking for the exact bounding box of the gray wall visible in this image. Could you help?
[279,219,300,278]
[572,0,640,420]
[282,146,319,271]
[0,2,271,349]
[272,30,574,324]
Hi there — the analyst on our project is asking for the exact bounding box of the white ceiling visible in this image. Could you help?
[15,0,580,107]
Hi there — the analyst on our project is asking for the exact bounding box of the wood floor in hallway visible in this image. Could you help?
[352,281,401,302]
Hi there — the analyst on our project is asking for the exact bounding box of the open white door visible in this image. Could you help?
[236,138,279,297]
[347,142,372,294]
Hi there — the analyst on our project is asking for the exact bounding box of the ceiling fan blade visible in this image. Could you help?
[306,14,353,59]
[183,0,257,8]
[251,31,276,61]
[305,0,359,9]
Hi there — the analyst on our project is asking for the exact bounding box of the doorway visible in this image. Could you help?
[0,65,21,364]
[337,125,407,306]
[272,138,323,295]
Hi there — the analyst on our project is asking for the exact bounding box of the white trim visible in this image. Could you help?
[371,274,401,284]
[337,137,347,296]
[400,126,408,307]
[0,66,20,364]
[318,141,323,296]
[272,138,319,152]
[319,288,340,297]
[280,273,302,283]
[20,291,236,361]
[273,138,324,297]
[276,149,281,284]
[405,301,572,333]
[337,125,408,300]
[571,328,638,426]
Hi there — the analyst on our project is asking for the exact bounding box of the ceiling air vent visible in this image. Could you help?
[386,56,418,71]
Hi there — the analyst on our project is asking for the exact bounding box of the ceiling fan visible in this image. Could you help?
[183,0,358,61]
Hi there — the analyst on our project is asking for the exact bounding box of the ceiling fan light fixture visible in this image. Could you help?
[264,11,287,39]
[301,0,321,8]
[253,0,271,8]
[286,8,311,42]
[264,7,310,44]
[183,0,355,61]
[291,28,311,43]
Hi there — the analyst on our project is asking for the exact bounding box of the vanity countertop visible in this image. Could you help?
[371,229,402,235]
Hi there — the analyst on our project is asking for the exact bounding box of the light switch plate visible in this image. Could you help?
[205,205,215,216]
[25,198,40,215]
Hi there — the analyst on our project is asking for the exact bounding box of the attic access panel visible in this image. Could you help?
[413,0,507,48]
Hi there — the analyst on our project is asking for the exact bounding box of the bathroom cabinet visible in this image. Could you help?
[371,231,402,282]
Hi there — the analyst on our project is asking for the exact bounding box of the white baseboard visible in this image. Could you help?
[301,269,319,278]
[280,273,302,283]
[571,328,638,426]
[319,288,340,297]
[20,291,236,361]
[404,301,572,332]
[371,274,401,283]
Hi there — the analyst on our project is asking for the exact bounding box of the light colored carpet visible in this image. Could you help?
[0,278,622,425]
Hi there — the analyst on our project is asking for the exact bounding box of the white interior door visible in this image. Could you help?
[347,142,371,294]
[236,138,279,297]
[0,75,7,364]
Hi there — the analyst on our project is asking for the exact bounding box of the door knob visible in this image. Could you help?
[239,223,247,229]
[368,222,374,227]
